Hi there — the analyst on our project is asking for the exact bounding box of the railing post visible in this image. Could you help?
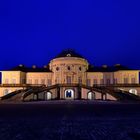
[57,86,60,100]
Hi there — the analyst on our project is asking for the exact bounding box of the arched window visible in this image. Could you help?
[4,89,9,95]
[67,66,71,71]
[45,92,52,100]
[88,92,95,100]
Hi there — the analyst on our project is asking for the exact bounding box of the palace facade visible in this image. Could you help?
[0,50,140,101]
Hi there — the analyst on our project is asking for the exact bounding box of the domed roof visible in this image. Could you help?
[55,49,84,59]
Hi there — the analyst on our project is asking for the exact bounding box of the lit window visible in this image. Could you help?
[67,54,71,57]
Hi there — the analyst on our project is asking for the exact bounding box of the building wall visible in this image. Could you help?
[1,71,26,84]
[49,57,89,85]
[0,87,24,97]
[0,57,140,98]
[26,72,52,86]
[0,70,139,86]
[114,70,139,84]
[87,72,104,86]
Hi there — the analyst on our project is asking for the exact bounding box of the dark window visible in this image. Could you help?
[124,78,128,84]
[67,66,71,70]
[100,79,104,85]
[93,79,97,84]
[86,79,91,86]
[22,79,26,84]
[78,77,82,84]
[106,79,110,85]
[56,67,59,71]
[67,76,71,84]
[113,79,117,84]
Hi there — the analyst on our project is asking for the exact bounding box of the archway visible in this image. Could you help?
[3,89,12,96]
[87,92,95,100]
[45,92,52,100]
[4,89,9,95]
[65,89,74,99]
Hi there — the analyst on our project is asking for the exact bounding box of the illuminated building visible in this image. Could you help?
[0,50,140,101]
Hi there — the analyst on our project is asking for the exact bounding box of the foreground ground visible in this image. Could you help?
[0,101,140,140]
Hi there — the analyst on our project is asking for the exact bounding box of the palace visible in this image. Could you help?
[0,49,140,101]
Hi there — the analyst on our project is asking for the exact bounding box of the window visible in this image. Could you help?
[22,79,26,84]
[12,79,16,84]
[67,54,71,57]
[93,79,97,85]
[86,79,91,86]
[131,78,136,84]
[100,79,104,85]
[67,76,71,84]
[124,78,128,84]
[48,79,52,86]
[55,78,59,84]
[78,77,82,84]
[106,79,110,85]
[129,89,137,95]
[35,79,38,85]
[4,89,9,95]
[28,79,32,84]
[67,66,71,70]
[5,79,9,84]
[56,67,59,71]
[41,79,45,85]
[114,79,117,84]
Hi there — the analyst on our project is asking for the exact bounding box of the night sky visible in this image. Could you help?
[0,0,140,70]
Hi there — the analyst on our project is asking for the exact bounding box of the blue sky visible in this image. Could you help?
[0,0,140,69]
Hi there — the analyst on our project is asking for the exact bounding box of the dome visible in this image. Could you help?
[55,49,84,59]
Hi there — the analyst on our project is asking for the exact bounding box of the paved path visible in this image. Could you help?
[0,101,140,140]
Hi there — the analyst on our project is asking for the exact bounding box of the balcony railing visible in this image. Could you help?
[0,84,46,87]
[0,83,140,88]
